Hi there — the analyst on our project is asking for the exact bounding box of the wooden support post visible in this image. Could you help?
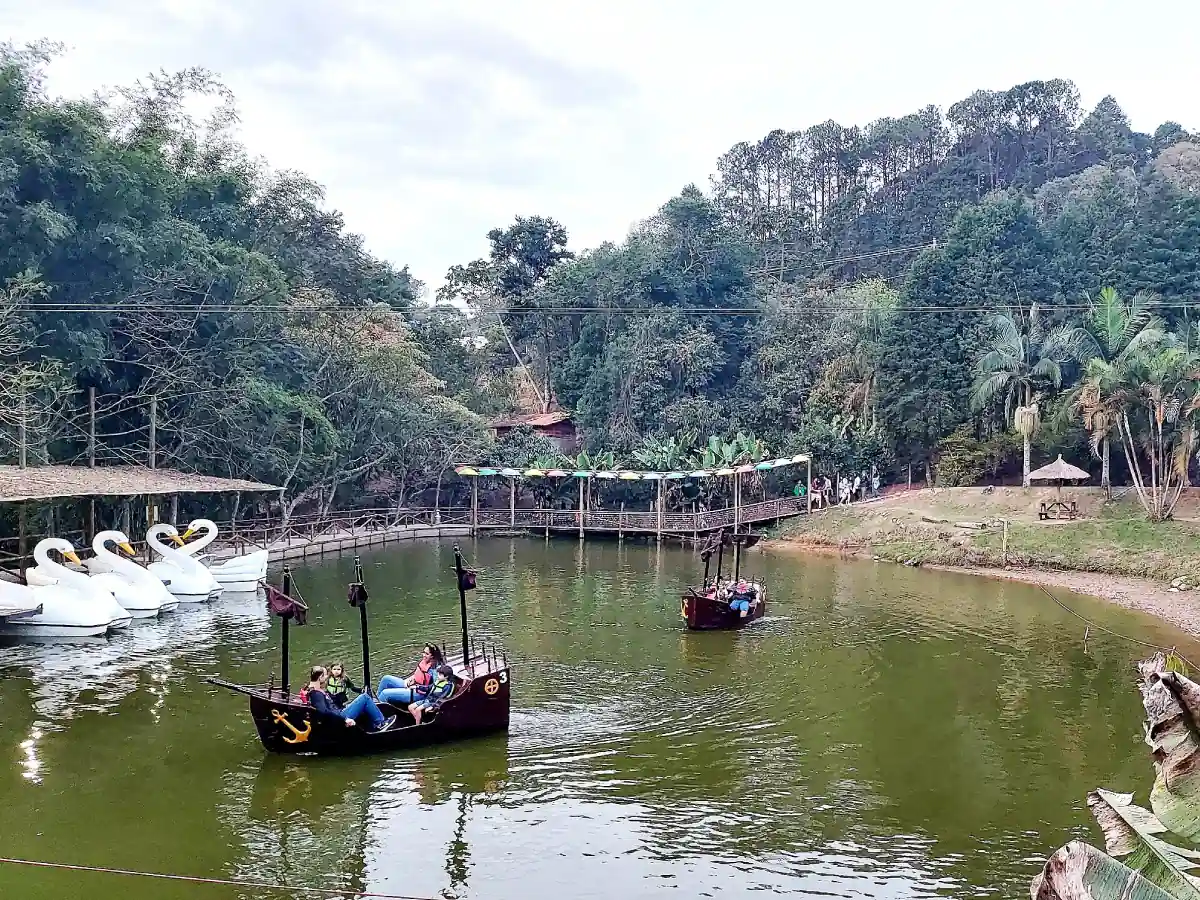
[88,387,96,468]
[170,493,179,527]
[578,478,585,540]
[18,503,27,577]
[470,479,478,535]
[733,473,741,533]
[148,395,157,469]
[656,479,664,543]
[18,389,26,468]
[619,502,625,542]
[806,458,812,514]
[509,477,516,527]
[1002,519,1009,566]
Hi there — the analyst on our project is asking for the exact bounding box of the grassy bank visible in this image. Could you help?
[773,487,1200,585]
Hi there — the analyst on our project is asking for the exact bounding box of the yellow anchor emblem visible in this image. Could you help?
[271,709,312,744]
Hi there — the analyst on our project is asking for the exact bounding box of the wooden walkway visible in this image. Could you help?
[473,496,809,536]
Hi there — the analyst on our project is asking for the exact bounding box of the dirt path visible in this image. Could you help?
[766,538,1200,637]
[928,565,1200,636]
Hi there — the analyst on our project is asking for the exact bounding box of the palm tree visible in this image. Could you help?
[1061,288,1166,495]
[1096,338,1200,520]
[970,303,1072,487]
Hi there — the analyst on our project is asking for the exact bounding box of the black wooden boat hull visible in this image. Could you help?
[247,666,511,756]
[681,592,767,630]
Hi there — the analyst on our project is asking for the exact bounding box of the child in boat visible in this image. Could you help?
[305,665,395,733]
[325,661,363,709]
[377,643,444,705]
[408,665,458,725]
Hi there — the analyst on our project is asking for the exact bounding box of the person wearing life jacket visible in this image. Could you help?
[325,661,363,709]
[408,665,459,726]
[377,643,444,705]
[304,665,395,733]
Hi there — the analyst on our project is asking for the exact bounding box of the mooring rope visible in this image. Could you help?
[1034,583,1200,672]
[0,856,448,900]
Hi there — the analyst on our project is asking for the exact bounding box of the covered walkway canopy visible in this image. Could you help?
[0,465,280,502]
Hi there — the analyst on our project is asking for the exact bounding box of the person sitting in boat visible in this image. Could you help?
[377,643,444,705]
[325,661,364,709]
[408,665,459,726]
[729,580,755,616]
[305,665,395,733]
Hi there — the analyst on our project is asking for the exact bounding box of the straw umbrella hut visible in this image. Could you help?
[1029,455,1090,517]
[1028,455,1091,493]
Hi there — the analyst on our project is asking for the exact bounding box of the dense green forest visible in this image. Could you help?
[2,42,1198,520]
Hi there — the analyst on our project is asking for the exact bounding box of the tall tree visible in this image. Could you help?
[970,303,1071,486]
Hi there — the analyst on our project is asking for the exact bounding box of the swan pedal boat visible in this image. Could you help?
[83,530,179,617]
[146,524,223,603]
[176,519,267,592]
[2,539,130,637]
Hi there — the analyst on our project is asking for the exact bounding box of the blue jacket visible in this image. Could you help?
[306,688,343,719]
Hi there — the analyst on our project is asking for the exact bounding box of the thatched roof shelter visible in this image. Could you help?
[0,465,280,503]
[1028,456,1091,483]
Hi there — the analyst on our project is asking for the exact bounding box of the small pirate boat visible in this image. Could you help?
[208,547,510,756]
[680,530,767,630]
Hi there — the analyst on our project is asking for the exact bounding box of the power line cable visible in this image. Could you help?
[0,855,447,900]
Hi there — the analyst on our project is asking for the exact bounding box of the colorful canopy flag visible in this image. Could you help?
[453,452,810,480]
[266,583,308,625]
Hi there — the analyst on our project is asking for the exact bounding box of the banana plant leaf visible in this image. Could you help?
[1032,841,1178,900]
[1087,789,1200,900]
[1139,655,1200,841]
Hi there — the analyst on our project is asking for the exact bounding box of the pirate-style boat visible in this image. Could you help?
[208,547,510,756]
[680,530,767,630]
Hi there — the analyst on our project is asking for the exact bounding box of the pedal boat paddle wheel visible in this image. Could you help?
[207,547,511,756]
[681,530,767,631]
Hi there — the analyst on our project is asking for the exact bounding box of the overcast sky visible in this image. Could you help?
[6,1,1199,293]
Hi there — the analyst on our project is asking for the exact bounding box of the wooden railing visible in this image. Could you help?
[475,496,808,534]
[0,497,808,572]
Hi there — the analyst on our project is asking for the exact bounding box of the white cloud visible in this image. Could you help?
[5,0,1199,292]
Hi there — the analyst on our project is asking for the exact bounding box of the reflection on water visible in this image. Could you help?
[0,539,1195,900]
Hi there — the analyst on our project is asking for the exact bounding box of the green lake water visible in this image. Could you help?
[0,537,1195,900]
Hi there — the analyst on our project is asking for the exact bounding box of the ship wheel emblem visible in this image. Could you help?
[272,709,312,744]
[483,678,500,696]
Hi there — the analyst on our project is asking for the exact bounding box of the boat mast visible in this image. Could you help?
[733,536,742,582]
[454,546,470,667]
[714,531,726,583]
[353,555,372,695]
[280,566,291,697]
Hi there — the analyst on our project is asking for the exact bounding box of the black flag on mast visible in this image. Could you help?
[458,566,477,592]
[347,581,368,607]
[266,583,308,625]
